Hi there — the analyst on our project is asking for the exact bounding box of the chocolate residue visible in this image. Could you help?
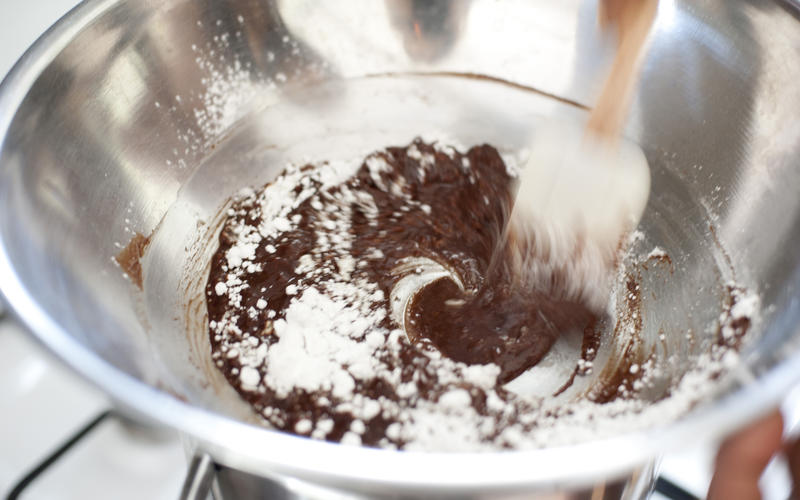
[641,252,674,274]
[588,274,647,404]
[115,232,150,289]
[553,317,605,397]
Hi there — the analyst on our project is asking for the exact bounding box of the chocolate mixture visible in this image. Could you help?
[205,139,598,447]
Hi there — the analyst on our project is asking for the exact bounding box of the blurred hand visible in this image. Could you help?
[708,410,798,500]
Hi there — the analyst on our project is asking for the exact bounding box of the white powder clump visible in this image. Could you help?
[730,287,759,320]
[438,389,472,410]
[647,246,668,259]
[295,419,313,434]
[266,287,381,398]
[239,366,261,390]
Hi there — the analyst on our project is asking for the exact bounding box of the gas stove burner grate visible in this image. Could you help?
[4,405,697,500]
[6,411,113,500]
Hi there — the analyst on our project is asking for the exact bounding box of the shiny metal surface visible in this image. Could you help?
[1,0,800,498]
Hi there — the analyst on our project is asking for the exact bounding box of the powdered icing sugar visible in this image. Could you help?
[266,286,384,399]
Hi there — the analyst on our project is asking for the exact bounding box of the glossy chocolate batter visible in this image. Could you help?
[206,139,596,445]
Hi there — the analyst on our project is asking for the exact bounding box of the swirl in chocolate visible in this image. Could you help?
[206,139,595,449]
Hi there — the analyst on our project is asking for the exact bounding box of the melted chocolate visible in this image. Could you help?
[206,139,597,444]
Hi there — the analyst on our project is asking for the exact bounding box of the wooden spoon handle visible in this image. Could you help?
[586,0,658,140]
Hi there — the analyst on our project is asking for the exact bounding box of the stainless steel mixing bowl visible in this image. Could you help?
[2,0,800,498]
